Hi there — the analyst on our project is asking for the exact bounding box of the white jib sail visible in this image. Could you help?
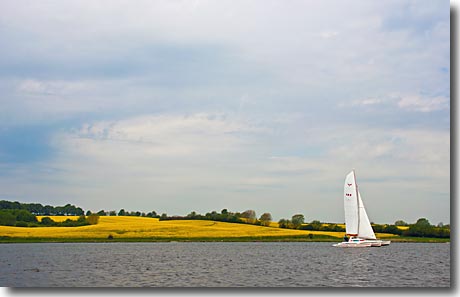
[343,171,359,235]
[357,191,376,239]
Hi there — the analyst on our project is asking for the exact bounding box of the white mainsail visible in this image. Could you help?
[343,171,359,235]
[343,170,376,239]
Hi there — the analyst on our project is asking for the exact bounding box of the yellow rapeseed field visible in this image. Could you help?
[36,216,81,222]
[0,216,345,240]
[0,216,398,240]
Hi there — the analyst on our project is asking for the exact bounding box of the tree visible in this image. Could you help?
[41,217,55,226]
[0,210,16,226]
[146,211,158,218]
[25,203,43,215]
[310,220,322,230]
[394,220,408,226]
[278,218,293,229]
[97,210,107,216]
[75,207,84,216]
[278,218,287,228]
[259,213,272,227]
[15,221,28,227]
[372,223,384,233]
[403,218,433,237]
[44,205,54,215]
[55,205,65,215]
[241,210,257,224]
[382,224,402,235]
[63,204,74,215]
[291,214,305,229]
[118,209,126,216]
[187,211,197,218]
[16,210,37,223]
[415,218,431,228]
[108,210,117,216]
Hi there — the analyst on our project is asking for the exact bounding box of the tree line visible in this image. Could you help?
[87,209,161,218]
[371,218,449,238]
[87,208,274,227]
[158,209,274,227]
[276,215,450,238]
[0,200,99,227]
[0,209,99,227]
[0,200,84,216]
[398,218,450,238]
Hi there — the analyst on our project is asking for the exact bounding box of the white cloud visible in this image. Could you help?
[63,113,259,158]
[397,94,449,112]
[347,93,449,113]
[352,98,383,106]
[17,79,93,95]
[18,79,49,94]
[319,31,339,39]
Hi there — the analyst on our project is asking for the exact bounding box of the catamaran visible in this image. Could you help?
[333,170,391,248]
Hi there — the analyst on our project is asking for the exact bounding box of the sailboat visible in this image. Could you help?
[333,170,391,248]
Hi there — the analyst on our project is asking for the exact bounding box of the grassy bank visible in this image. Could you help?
[0,216,448,243]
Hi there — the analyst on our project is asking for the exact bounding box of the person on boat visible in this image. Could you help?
[343,235,349,242]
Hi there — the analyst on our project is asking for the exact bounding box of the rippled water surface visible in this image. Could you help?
[0,242,450,287]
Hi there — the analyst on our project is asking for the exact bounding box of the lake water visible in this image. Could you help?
[0,242,450,287]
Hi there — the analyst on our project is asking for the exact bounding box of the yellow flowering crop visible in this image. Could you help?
[0,216,398,240]
[0,216,346,240]
[36,216,80,222]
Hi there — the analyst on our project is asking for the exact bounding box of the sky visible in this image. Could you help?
[0,0,451,224]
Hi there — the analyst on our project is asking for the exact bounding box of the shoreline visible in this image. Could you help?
[0,236,450,244]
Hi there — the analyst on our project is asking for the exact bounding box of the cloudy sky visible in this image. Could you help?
[0,0,450,224]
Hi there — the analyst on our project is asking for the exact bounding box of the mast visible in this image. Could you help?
[353,169,360,236]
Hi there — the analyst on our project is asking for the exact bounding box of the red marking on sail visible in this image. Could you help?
[347,183,352,186]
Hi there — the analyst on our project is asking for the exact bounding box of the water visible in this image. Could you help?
[0,242,450,287]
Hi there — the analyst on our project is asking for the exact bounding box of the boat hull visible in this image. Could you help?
[333,242,372,248]
[333,238,391,248]
[367,239,391,247]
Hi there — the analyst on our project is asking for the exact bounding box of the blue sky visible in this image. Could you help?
[0,0,450,224]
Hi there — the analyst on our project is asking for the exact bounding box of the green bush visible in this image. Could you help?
[0,209,37,226]
[41,217,55,226]
[0,211,16,226]
[15,210,37,223]
[15,221,28,227]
